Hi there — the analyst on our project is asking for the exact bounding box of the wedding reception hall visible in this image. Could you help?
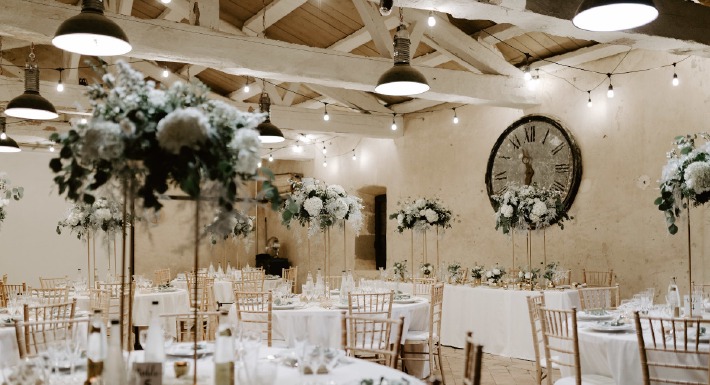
[0,0,710,384]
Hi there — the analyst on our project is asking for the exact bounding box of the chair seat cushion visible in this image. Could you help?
[555,374,616,385]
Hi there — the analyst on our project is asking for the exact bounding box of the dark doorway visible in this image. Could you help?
[374,194,387,269]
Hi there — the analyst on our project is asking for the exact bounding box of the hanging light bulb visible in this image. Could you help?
[452,109,459,124]
[5,44,59,120]
[322,146,327,155]
[0,132,5,140]
[244,83,250,93]
[162,67,169,78]
[375,20,430,96]
[323,159,328,167]
[587,91,593,108]
[428,11,436,27]
[56,68,65,92]
[522,54,532,81]
[80,117,88,125]
[672,63,679,87]
[391,114,398,131]
[352,150,357,161]
[160,0,171,3]
[606,74,614,99]
[49,145,55,152]
[528,69,540,90]
[257,160,262,168]
[268,152,274,162]
[323,103,330,121]
[378,0,393,16]
[53,0,132,56]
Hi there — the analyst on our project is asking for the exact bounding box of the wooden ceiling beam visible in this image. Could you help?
[305,84,392,114]
[0,0,536,107]
[529,44,631,72]
[474,24,525,46]
[158,0,246,35]
[281,83,302,106]
[420,36,483,74]
[411,52,452,67]
[62,52,81,85]
[242,0,308,37]
[390,99,444,114]
[352,0,393,58]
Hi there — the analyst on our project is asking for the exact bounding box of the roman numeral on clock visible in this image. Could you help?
[555,164,570,173]
[498,155,511,160]
[495,185,508,195]
[495,171,507,180]
[551,181,565,191]
[551,143,565,156]
[541,129,550,144]
[509,135,521,150]
[525,126,536,142]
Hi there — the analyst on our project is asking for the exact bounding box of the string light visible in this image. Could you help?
[522,54,532,81]
[268,150,274,162]
[323,103,330,121]
[672,63,679,87]
[160,0,171,3]
[0,132,6,140]
[352,151,357,161]
[243,83,250,93]
[80,118,88,125]
[257,160,262,168]
[56,68,64,92]
[162,67,169,78]
[606,74,614,99]
[587,91,593,108]
[391,114,397,131]
[323,159,328,167]
[427,11,436,27]
[452,108,459,124]
[322,146,327,155]
[49,145,55,152]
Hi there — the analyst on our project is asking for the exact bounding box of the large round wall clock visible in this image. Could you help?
[484,114,582,212]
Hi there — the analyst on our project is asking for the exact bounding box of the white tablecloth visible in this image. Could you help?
[440,284,580,360]
[172,278,283,304]
[132,289,190,337]
[575,322,643,384]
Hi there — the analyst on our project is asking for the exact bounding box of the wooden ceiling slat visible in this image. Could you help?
[267,2,358,48]
[133,0,165,19]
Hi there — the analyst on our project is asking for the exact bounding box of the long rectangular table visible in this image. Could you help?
[440,284,580,360]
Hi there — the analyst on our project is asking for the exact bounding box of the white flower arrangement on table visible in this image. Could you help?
[206,210,255,244]
[393,260,408,281]
[484,265,506,284]
[656,133,710,234]
[420,262,434,278]
[447,262,461,277]
[0,173,23,229]
[492,183,570,234]
[389,197,455,233]
[57,197,123,240]
[470,265,485,280]
[280,178,363,237]
[542,261,559,282]
[518,266,541,285]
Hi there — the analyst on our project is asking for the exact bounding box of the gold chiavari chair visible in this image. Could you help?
[233,279,263,293]
[26,287,70,305]
[577,286,620,311]
[241,269,265,282]
[282,267,298,293]
[413,278,436,297]
[14,318,88,359]
[162,311,220,342]
[582,269,613,287]
[558,270,572,286]
[326,275,343,291]
[401,283,445,382]
[95,281,131,343]
[634,312,710,385]
[153,268,171,286]
[539,307,615,385]
[234,291,273,346]
[2,274,6,284]
[341,312,404,369]
[526,294,549,385]
[186,275,215,311]
[89,289,111,324]
[348,291,394,317]
[0,282,27,307]
[38,276,69,289]
[23,299,76,325]
[463,331,484,385]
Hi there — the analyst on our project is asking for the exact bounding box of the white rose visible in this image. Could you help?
[525,272,532,279]
[486,271,493,278]
[518,271,523,278]
[493,268,501,275]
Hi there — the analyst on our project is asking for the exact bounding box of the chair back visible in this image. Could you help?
[526,294,546,385]
[153,268,171,286]
[430,283,444,340]
[162,311,220,342]
[233,291,272,346]
[413,278,436,297]
[39,276,69,289]
[23,299,77,324]
[341,312,404,368]
[0,282,26,307]
[233,279,263,293]
[577,286,619,311]
[348,291,393,317]
[326,275,343,291]
[241,270,265,282]
[558,270,572,286]
[582,269,613,287]
[26,287,70,305]
[463,331,484,385]
[634,312,710,385]
[89,289,111,323]
[282,267,298,293]
[186,275,215,311]
[14,318,88,359]
[539,307,581,385]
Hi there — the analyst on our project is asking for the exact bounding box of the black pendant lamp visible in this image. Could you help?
[0,117,21,153]
[572,0,658,31]
[5,44,59,121]
[375,23,430,96]
[256,93,285,144]
[53,0,132,56]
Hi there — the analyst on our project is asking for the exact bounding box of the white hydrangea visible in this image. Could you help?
[424,209,439,223]
[93,208,112,223]
[232,128,261,174]
[531,200,548,217]
[397,213,404,226]
[156,107,212,154]
[684,161,710,194]
[327,198,349,220]
[501,204,514,218]
[303,197,323,217]
[493,268,501,275]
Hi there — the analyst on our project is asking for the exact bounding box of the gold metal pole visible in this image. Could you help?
[436,227,440,270]
[127,181,136,351]
[119,182,128,349]
[193,196,200,385]
[410,230,414,282]
[343,225,346,272]
[688,201,693,297]
[543,229,547,266]
[512,231,515,272]
[423,230,427,265]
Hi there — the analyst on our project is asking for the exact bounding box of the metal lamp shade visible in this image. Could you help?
[573,0,658,31]
[0,136,21,153]
[375,63,430,96]
[6,91,59,120]
[52,0,131,56]
[257,120,285,143]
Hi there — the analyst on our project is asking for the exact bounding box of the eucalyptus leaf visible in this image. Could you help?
[669,224,679,235]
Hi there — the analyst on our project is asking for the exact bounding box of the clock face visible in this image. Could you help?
[485,115,582,212]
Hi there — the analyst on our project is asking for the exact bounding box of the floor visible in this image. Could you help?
[437,346,560,385]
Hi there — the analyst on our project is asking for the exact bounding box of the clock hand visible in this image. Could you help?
[521,148,534,186]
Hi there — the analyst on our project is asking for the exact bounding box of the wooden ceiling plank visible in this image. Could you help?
[328,16,399,53]
[351,0,394,58]
[159,0,246,35]
[530,44,631,72]
[242,0,308,37]
[264,82,285,105]
[306,84,392,113]
[420,36,483,74]
[118,0,134,15]
[178,64,208,78]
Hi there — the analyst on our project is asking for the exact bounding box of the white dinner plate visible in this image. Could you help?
[166,342,214,357]
[589,322,634,332]
[577,311,615,321]
[394,298,417,304]
[273,304,297,310]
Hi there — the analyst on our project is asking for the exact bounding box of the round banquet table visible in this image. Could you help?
[132,288,190,336]
[440,284,580,360]
[172,277,283,304]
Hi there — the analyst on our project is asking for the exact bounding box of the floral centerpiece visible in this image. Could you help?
[49,61,279,226]
[542,262,559,282]
[492,184,569,234]
[393,260,408,281]
[389,197,454,233]
[518,266,540,287]
[655,133,710,234]
[57,197,123,239]
[280,178,363,236]
[0,174,23,229]
[485,265,506,285]
[447,262,462,283]
[420,262,434,278]
[470,265,484,280]
[207,211,255,244]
